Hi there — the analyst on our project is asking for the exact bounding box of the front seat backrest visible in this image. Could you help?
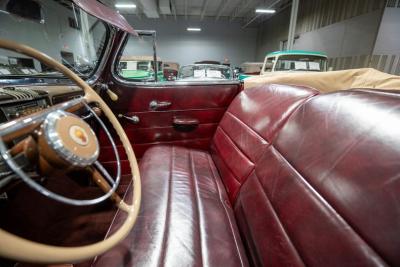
[235,89,400,266]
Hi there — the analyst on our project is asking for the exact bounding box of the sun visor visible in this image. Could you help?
[72,0,137,36]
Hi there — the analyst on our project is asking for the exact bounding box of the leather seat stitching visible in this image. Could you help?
[252,173,307,266]
[270,144,389,266]
[234,196,263,267]
[218,124,260,164]
[158,146,174,267]
[189,150,204,266]
[225,111,269,154]
[212,129,244,184]
[207,154,246,267]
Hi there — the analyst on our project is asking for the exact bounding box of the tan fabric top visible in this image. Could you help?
[244,68,400,92]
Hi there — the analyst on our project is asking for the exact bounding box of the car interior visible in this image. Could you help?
[0,0,399,267]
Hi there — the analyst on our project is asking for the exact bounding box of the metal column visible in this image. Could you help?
[287,0,299,50]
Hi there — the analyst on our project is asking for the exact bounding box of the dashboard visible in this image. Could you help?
[0,85,84,124]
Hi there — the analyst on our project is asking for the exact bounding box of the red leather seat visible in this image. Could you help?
[93,86,400,267]
[94,145,249,267]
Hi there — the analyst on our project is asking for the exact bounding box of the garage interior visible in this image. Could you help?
[96,0,400,74]
[1,1,400,267]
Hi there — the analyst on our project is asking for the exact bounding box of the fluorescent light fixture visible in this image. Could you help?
[187,27,201,32]
[255,9,276,13]
[115,3,137,9]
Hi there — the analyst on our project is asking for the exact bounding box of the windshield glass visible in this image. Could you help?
[275,55,327,71]
[178,65,232,80]
[0,0,108,78]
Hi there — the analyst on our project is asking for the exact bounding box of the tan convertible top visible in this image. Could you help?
[244,68,400,92]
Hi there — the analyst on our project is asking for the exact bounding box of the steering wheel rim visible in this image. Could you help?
[0,39,141,264]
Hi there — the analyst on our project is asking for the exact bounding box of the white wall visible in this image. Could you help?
[124,16,258,67]
[373,8,400,55]
[293,10,382,58]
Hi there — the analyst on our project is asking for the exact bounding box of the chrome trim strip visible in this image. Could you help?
[0,98,83,137]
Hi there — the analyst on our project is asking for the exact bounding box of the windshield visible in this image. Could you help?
[275,55,327,72]
[0,0,108,78]
[178,65,232,80]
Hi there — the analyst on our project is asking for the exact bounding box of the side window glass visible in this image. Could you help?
[264,57,274,72]
[116,33,164,82]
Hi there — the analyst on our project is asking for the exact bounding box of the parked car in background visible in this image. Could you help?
[238,62,263,80]
[260,50,328,75]
[178,64,233,81]
[194,60,221,65]
[163,61,179,81]
[118,56,164,81]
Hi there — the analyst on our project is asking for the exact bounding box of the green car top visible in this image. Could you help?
[119,56,165,81]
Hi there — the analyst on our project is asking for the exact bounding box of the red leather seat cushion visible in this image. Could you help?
[211,84,318,202]
[235,89,400,266]
[93,146,248,267]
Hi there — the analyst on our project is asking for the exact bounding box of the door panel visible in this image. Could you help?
[99,82,240,174]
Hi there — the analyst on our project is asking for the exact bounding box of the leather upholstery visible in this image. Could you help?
[100,83,240,160]
[235,89,400,266]
[93,146,249,267]
[211,84,318,202]
[94,85,400,267]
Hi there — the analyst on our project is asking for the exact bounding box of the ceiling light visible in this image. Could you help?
[187,28,201,32]
[255,9,276,13]
[115,3,137,9]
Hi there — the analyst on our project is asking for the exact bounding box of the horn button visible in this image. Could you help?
[40,110,99,167]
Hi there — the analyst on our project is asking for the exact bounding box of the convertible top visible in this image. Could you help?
[244,68,400,92]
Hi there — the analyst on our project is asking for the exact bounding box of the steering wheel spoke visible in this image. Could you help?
[90,161,123,205]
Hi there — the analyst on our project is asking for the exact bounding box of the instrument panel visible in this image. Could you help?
[1,98,49,120]
[0,85,84,123]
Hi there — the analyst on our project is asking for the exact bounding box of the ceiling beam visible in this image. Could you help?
[257,0,291,24]
[137,0,159,18]
[215,0,231,20]
[159,0,172,15]
[229,0,259,22]
[200,0,210,20]
[185,0,188,19]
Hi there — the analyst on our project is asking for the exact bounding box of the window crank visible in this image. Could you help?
[118,114,140,124]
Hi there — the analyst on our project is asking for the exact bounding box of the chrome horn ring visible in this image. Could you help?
[0,98,121,206]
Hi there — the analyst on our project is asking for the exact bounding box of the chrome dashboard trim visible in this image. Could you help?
[0,98,84,137]
[0,98,83,137]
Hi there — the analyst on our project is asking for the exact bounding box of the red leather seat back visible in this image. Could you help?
[235,89,400,266]
[211,84,318,202]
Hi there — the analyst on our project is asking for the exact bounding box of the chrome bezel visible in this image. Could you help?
[0,98,122,206]
[42,110,99,167]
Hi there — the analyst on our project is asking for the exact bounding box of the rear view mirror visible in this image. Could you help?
[6,0,44,23]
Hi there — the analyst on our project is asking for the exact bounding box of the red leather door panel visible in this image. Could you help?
[98,82,240,174]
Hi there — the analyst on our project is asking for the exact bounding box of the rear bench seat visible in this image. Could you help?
[93,86,400,267]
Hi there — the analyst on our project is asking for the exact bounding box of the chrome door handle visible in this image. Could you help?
[149,100,171,110]
[118,114,140,124]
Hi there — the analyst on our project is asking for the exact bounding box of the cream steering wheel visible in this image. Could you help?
[0,39,141,264]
